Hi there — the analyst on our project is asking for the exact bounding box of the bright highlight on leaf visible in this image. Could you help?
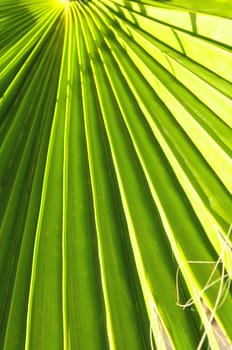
[0,0,232,349]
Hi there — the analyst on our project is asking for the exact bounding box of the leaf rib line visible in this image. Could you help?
[62,8,71,350]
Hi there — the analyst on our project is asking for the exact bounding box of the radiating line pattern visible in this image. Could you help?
[0,0,232,349]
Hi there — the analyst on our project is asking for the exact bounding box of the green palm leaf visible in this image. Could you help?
[0,0,232,349]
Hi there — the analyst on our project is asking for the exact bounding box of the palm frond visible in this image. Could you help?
[0,0,232,349]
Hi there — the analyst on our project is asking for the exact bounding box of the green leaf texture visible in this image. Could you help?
[0,0,232,349]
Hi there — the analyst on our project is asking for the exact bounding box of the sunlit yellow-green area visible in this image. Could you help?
[0,0,232,349]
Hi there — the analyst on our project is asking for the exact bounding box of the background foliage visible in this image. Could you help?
[0,0,232,349]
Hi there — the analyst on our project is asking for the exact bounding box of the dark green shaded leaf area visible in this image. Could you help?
[0,0,232,349]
